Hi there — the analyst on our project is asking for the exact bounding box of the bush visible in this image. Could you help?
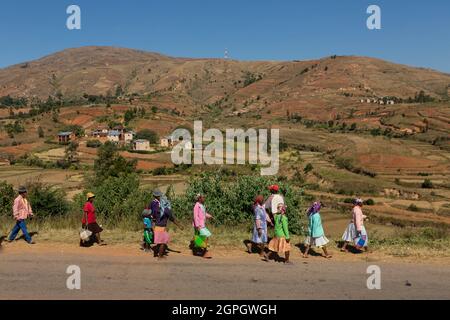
[75,174,151,228]
[335,157,354,171]
[0,181,15,217]
[422,179,434,189]
[26,181,70,217]
[407,204,419,212]
[170,172,306,234]
[87,140,102,148]
[364,198,375,206]
[303,163,314,174]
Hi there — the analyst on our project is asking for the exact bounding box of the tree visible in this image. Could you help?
[136,129,159,144]
[38,126,44,138]
[115,85,124,97]
[304,163,314,174]
[422,179,434,189]
[65,141,79,163]
[93,141,137,185]
[0,181,15,217]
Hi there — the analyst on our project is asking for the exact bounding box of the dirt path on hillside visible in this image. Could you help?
[0,243,449,300]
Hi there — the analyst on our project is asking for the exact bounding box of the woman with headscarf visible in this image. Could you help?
[264,185,284,223]
[303,201,332,258]
[247,195,272,261]
[192,194,213,259]
[268,203,292,264]
[341,198,369,252]
[81,192,105,247]
[149,189,182,259]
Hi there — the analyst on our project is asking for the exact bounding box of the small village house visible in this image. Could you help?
[91,127,109,138]
[58,132,75,144]
[107,130,121,143]
[160,135,174,148]
[0,156,10,166]
[133,139,151,151]
[124,131,135,143]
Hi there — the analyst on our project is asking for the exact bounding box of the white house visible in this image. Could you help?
[124,131,135,143]
[133,139,150,151]
[107,130,120,143]
[160,136,174,148]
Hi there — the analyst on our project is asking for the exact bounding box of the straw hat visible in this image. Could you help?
[86,192,95,200]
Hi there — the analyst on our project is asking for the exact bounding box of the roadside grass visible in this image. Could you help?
[1,216,449,259]
[369,227,450,258]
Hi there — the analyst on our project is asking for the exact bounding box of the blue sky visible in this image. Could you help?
[0,0,449,72]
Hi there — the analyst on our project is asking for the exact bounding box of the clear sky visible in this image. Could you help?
[0,0,449,72]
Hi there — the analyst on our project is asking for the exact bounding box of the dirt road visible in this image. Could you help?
[0,243,449,300]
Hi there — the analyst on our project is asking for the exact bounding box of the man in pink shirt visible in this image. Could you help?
[8,186,35,244]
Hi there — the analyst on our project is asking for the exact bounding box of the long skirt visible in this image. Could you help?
[193,229,210,249]
[304,235,329,248]
[342,223,368,247]
[154,226,170,244]
[82,222,103,234]
[252,227,268,244]
[342,222,357,242]
[268,237,291,254]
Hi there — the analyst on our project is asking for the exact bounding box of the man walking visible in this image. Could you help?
[8,186,35,244]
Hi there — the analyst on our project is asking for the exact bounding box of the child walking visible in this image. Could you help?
[268,204,292,264]
[303,202,332,259]
[141,208,153,252]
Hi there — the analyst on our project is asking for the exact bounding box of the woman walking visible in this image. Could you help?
[80,192,105,247]
[149,189,182,260]
[303,202,332,259]
[192,194,213,259]
[341,198,369,252]
[268,204,292,264]
[247,195,272,261]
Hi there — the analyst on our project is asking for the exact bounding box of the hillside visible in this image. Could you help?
[0,46,449,113]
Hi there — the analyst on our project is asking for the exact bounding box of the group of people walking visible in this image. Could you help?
[246,186,369,264]
[3,184,369,263]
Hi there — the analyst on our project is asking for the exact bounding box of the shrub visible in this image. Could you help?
[26,181,69,217]
[407,204,419,212]
[364,198,375,206]
[422,179,434,189]
[303,163,314,174]
[75,174,151,228]
[87,140,102,148]
[170,172,306,234]
[335,157,354,171]
[0,181,15,217]
[152,167,169,176]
